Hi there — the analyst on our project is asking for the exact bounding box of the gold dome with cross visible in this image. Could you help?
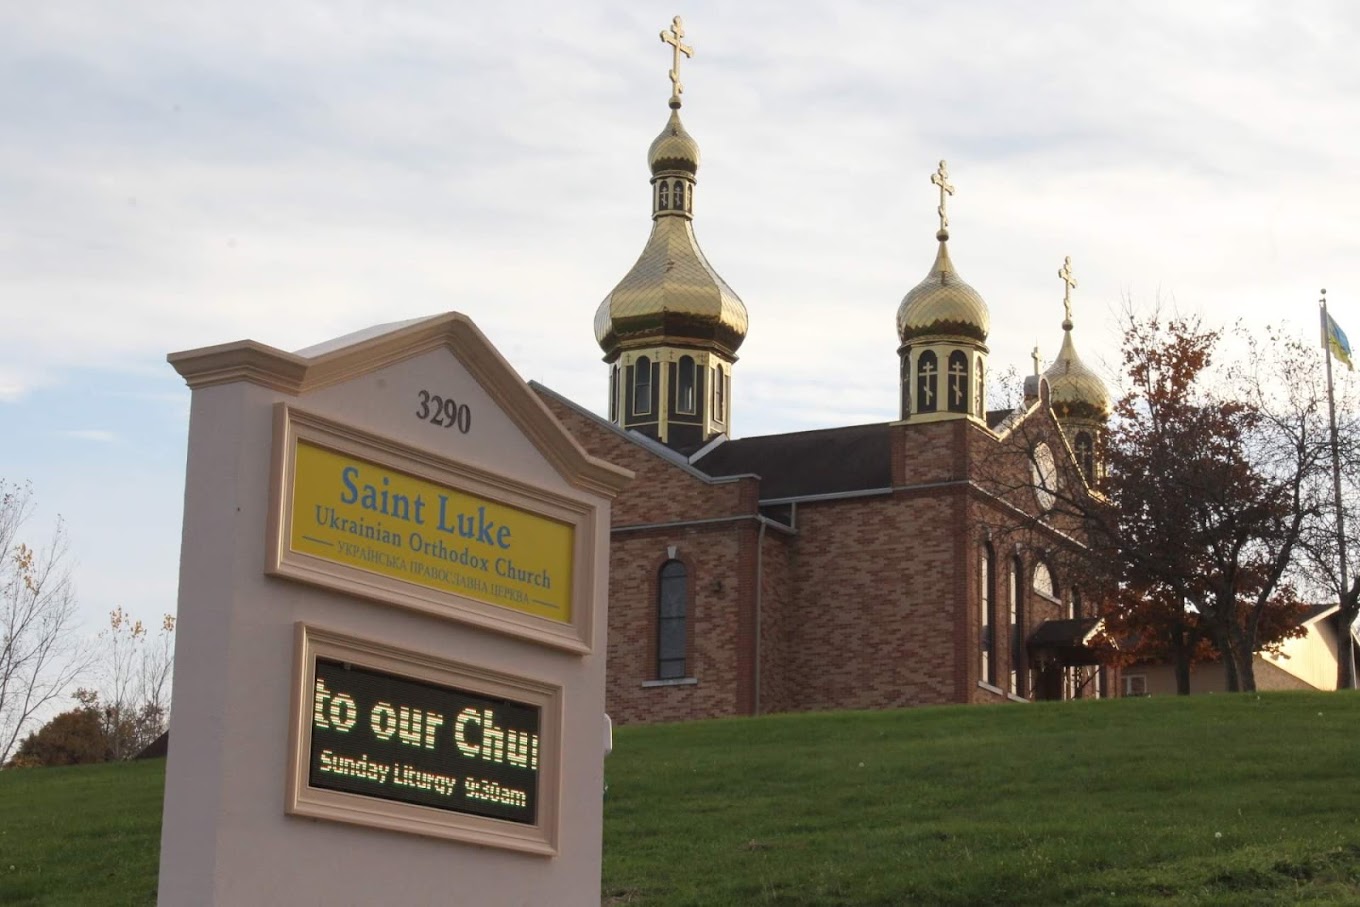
[595,16,748,450]
[1043,256,1111,420]
[896,161,991,344]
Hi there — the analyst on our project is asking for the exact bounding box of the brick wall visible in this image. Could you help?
[539,388,1108,724]
[781,490,960,712]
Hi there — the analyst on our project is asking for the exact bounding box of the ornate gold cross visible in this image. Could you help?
[660,16,694,107]
[1058,256,1077,324]
[931,160,954,233]
[948,357,968,405]
[1031,346,1042,376]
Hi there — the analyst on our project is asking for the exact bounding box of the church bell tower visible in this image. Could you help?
[1041,257,1111,484]
[593,16,748,452]
[895,161,990,423]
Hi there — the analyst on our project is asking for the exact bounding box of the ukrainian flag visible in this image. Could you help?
[1326,312,1354,371]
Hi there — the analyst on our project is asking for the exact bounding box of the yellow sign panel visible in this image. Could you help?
[289,442,573,623]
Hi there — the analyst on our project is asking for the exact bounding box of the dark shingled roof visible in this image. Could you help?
[1029,617,1103,648]
[986,408,1013,430]
[693,422,893,500]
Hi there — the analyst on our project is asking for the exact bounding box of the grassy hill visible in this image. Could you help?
[3,692,1360,905]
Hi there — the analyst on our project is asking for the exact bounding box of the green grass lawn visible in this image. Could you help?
[0,759,163,906]
[3,692,1359,905]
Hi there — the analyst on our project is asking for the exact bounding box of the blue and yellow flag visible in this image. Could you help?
[1325,311,1354,371]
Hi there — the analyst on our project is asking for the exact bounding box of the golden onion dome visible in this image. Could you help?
[648,108,700,175]
[594,216,747,357]
[896,233,990,343]
[596,105,744,359]
[1045,321,1111,418]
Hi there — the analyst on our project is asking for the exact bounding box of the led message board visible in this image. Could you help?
[288,626,563,853]
[310,658,540,824]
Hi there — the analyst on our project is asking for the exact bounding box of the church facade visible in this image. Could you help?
[535,18,1116,725]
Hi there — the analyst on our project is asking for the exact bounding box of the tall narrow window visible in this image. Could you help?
[633,356,652,416]
[947,350,969,413]
[677,355,696,414]
[1071,587,1083,620]
[900,357,911,418]
[712,365,725,424]
[1075,431,1095,484]
[657,181,670,211]
[916,351,938,413]
[657,560,688,679]
[1010,556,1025,697]
[980,544,996,686]
[609,365,619,421]
[975,357,986,416]
[672,180,686,211]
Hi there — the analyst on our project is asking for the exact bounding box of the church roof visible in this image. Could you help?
[692,422,893,500]
[985,408,1014,430]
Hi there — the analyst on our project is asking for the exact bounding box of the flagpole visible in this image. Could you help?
[1322,289,1355,687]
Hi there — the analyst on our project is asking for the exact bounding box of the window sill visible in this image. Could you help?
[976,681,1005,696]
[642,677,698,688]
[1007,692,1030,704]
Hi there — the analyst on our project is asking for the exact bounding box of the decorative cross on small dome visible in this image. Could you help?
[931,160,954,236]
[660,16,694,108]
[1058,256,1077,326]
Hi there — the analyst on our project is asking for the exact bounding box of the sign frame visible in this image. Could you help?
[266,404,598,653]
[285,623,563,854]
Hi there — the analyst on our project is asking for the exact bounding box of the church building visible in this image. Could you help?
[534,18,1116,725]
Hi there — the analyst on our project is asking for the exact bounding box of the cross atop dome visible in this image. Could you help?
[660,16,694,109]
[1058,256,1077,329]
[931,160,954,240]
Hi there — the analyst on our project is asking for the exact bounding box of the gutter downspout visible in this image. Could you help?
[754,517,767,715]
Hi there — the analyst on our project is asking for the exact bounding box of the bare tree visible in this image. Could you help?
[0,482,91,765]
[83,607,175,759]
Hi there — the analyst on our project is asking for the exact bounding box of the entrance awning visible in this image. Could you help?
[1028,617,1107,667]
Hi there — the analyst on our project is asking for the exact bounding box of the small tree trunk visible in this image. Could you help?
[1337,597,1359,690]
[1224,622,1255,693]
[1174,655,1192,695]
[1211,624,1241,692]
[1236,649,1257,692]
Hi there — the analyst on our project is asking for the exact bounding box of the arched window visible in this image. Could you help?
[980,544,996,686]
[677,355,696,414]
[633,356,652,416]
[1075,431,1095,484]
[1033,561,1055,599]
[947,350,969,413]
[657,181,670,211]
[916,351,939,413]
[1010,556,1025,697]
[672,180,686,211]
[657,560,688,679]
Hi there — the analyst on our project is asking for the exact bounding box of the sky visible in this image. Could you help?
[4,0,1360,640]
